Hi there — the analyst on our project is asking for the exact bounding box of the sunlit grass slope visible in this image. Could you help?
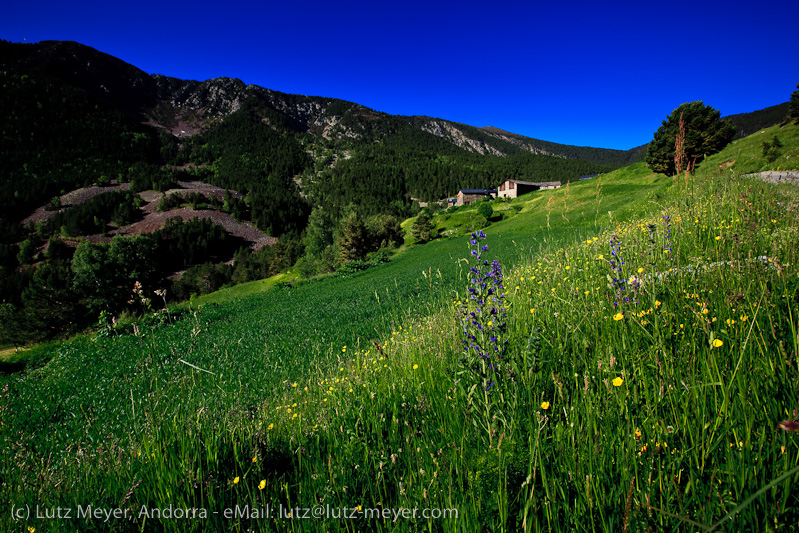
[704,120,799,174]
[1,122,798,532]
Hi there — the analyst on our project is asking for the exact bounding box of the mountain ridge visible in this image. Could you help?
[0,39,643,165]
[4,40,790,166]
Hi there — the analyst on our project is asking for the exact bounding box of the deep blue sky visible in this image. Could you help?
[2,0,797,150]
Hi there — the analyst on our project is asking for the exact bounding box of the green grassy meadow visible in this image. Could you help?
[2,123,799,532]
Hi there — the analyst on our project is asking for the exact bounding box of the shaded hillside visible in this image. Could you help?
[476,125,647,166]
[0,55,169,225]
[723,101,790,139]
[0,40,158,118]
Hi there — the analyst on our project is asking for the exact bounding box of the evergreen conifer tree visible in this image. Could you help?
[645,101,735,176]
[411,211,434,243]
[789,83,799,123]
[338,212,366,262]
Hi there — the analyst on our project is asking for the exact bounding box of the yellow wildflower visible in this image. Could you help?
[612,377,624,387]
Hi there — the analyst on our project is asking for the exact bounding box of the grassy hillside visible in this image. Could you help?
[703,121,799,174]
[1,124,798,532]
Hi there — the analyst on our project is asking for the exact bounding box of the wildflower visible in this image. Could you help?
[613,312,624,321]
[712,339,723,348]
[541,401,550,410]
[258,480,266,490]
[413,364,419,370]
[637,267,644,274]
[778,420,799,432]
[267,423,274,430]
[459,231,509,389]
[608,234,640,307]
[234,476,240,484]
[612,377,624,387]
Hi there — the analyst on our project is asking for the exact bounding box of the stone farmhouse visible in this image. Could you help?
[456,189,496,206]
[496,179,561,199]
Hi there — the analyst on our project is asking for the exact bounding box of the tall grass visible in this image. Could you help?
[2,160,798,531]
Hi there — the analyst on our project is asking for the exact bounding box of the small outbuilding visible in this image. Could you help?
[456,189,496,206]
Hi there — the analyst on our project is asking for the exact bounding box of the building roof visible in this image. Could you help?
[458,189,495,195]
[499,179,561,188]
[501,179,540,186]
